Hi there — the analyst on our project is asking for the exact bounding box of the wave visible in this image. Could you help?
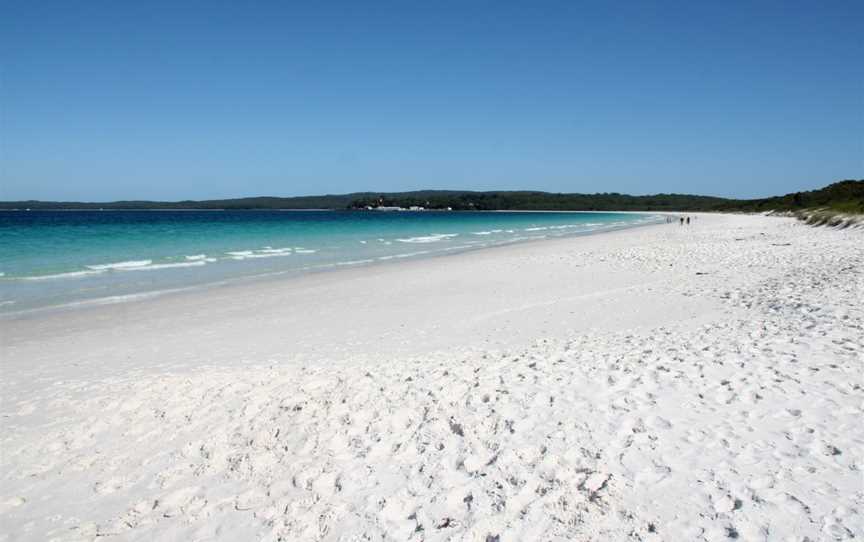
[396,233,459,244]
[118,261,207,271]
[24,260,213,278]
[225,247,318,260]
[20,269,107,280]
[86,259,152,270]
[442,244,482,251]
[231,253,291,260]
[251,252,293,259]
[228,248,293,260]
[335,259,375,266]
[34,288,194,312]
[377,250,432,260]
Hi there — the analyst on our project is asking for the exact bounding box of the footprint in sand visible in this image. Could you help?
[0,496,26,514]
[94,477,126,495]
[156,486,203,518]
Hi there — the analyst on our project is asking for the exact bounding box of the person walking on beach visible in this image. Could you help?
[679,217,684,225]
[686,216,690,225]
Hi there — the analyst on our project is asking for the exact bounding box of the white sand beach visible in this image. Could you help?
[1,213,862,541]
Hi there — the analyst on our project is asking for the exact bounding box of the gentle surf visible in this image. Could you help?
[0,210,660,313]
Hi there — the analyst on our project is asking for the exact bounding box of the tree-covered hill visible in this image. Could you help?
[713,180,864,214]
[1,180,860,213]
[0,194,365,210]
[350,181,863,212]
[348,191,731,211]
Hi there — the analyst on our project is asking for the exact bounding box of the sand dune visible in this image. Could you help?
[1,214,862,541]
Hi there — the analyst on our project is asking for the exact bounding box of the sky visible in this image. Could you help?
[1,1,862,201]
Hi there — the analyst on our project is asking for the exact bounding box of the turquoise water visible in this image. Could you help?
[0,210,661,313]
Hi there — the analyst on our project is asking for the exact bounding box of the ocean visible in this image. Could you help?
[0,210,662,314]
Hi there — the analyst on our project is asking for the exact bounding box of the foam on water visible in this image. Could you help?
[232,252,293,260]
[0,210,663,313]
[86,260,153,270]
[120,261,208,271]
[396,233,460,243]
[21,269,108,280]
[378,250,433,260]
[226,247,305,260]
[335,259,376,266]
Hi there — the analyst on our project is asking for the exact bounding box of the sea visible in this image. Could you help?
[0,210,662,314]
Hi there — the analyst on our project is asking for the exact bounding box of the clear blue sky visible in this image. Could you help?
[2,1,861,201]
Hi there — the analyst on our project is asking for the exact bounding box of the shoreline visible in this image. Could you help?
[0,213,665,320]
[1,213,861,540]
[2,216,681,376]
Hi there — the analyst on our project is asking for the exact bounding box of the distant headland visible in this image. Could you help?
[2,180,861,213]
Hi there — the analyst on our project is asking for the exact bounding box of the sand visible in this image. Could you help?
[1,213,862,541]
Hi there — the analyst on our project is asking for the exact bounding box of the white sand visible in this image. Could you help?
[1,214,862,541]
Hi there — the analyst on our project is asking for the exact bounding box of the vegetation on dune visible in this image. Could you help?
[714,180,864,228]
[712,180,864,214]
[1,180,861,214]
[797,210,862,228]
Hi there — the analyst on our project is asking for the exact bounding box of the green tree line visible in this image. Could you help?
[1,180,860,213]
